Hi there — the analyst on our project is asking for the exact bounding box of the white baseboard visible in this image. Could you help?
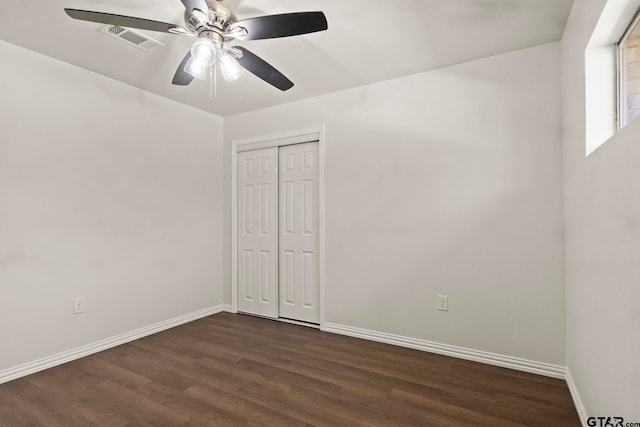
[566,368,588,426]
[322,322,566,379]
[2,307,576,409]
[0,304,225,385]
[222,303,234,312]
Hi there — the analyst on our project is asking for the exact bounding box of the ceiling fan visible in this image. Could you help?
[64,0,328,91]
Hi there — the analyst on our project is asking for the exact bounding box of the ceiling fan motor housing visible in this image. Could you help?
[185,0,236,43]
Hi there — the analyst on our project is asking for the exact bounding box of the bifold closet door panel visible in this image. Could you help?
[278,142,320,324]
[237,147,279,318]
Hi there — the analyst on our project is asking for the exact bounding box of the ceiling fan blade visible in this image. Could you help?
[172,51,196,86]
[180,0,212,21]
[64,9,180,33]
[231,12,327,40]
[234,47,293,91]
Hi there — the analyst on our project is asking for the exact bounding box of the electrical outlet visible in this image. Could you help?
[73,297,85,315]
[437,295,449,311]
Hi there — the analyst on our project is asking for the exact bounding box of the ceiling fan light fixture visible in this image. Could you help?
[190,38,216,67]
[184,55,207,79]
[220,53,243,82]
[184,38,217,79]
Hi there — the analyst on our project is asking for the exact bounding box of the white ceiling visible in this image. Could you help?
[0,0,573,117]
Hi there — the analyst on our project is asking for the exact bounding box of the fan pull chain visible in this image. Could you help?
[209,63,216,105]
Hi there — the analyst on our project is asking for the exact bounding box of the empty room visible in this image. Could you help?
[0,0,638,425]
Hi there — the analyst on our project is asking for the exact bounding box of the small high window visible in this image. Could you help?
[618,9,640,129]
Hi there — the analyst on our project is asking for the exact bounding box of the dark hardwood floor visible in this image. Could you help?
[0,312,580,426]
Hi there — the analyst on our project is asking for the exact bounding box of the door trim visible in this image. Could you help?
[231,127,326,328]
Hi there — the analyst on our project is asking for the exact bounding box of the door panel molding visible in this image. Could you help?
[278,142,320,323]
[237,147,278,318]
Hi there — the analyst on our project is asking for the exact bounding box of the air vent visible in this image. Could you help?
[107,25,126,35]
[99,25,163,52]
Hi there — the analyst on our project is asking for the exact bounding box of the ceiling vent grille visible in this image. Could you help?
[99,25,163,52]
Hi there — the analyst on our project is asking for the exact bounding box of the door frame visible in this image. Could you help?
[231,127,326,328]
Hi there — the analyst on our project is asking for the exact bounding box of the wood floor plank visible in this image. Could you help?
[133,381,248,426]
[184,382,307,426]
[0,312,580,426]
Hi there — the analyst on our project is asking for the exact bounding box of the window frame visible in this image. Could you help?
[617,7,640,130]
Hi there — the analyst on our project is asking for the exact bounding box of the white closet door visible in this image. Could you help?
[278,142,320,323]
[237,147,278,318]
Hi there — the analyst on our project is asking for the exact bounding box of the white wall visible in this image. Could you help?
[224,43,566,365]
[562,0,640,419]
[0,41,224,372]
